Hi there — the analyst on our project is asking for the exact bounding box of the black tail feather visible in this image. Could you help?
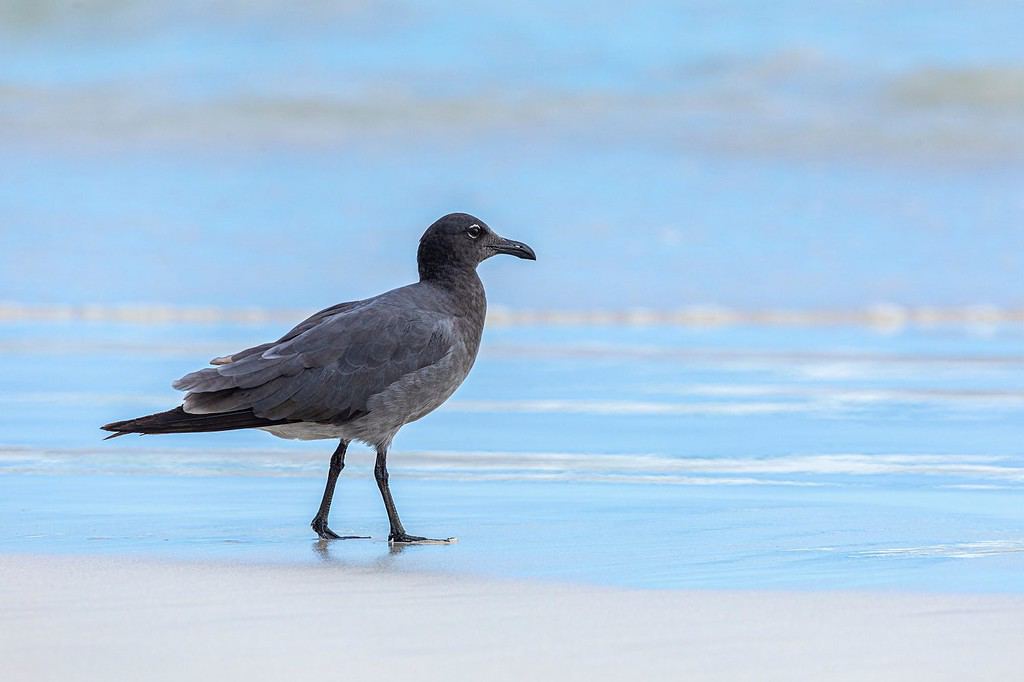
[101,406,297,438]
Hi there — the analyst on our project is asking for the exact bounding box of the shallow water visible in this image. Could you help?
[1,320,1023,591]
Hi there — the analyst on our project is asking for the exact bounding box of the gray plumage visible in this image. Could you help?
[177,283,477,445]
[102,212,536,543]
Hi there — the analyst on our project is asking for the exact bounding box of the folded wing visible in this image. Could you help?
[173,296,455,425]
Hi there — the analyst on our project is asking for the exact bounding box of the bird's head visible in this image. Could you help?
[418,213,536,280]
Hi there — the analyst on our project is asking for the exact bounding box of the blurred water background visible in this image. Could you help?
[1,1,1023,590]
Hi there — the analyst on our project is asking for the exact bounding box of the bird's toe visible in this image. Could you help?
[388,533,458,545]
[311,518,368,540]
[311,517,337,539]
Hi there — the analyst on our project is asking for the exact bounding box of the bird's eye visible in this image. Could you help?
[467,225,482,239]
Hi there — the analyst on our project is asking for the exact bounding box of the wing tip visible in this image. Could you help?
[100,420,132,440]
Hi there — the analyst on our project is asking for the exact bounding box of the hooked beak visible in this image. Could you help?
[490,236,537,261]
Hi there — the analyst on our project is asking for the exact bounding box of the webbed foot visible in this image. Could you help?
[388,532,457,545]
[311,517,370,540]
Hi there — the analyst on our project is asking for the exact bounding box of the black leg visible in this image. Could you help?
[311,440,368,540]
[374,443,455,544]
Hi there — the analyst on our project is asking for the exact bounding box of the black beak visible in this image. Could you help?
[491,237,537,261]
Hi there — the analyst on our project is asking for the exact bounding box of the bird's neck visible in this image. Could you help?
[420,266,487,323]
[419,263,481,290]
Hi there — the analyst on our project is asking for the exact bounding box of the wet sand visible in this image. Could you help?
[3,554,1023,681]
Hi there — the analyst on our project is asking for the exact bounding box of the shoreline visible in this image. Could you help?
[4,553,1024,681]
[3,468,1024,593]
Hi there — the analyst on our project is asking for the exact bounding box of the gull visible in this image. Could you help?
[102,213,536,543]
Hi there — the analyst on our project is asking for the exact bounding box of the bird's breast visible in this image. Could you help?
[371,345,471,418]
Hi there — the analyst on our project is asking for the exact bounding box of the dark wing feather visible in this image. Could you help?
[207,300,366,366]
[102,406,296,438]
[175,291,455,425]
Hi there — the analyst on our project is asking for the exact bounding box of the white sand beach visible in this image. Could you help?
[3,554,1023,681]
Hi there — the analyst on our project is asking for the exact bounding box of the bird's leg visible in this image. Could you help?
[374,444,455,544]
[311,440,368,540]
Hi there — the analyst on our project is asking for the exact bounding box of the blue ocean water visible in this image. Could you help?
[1,320,1023,591]
[1,2,1023,590]
[1,1,1023,309]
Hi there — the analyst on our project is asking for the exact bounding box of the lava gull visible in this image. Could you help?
[102,213,536,543]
